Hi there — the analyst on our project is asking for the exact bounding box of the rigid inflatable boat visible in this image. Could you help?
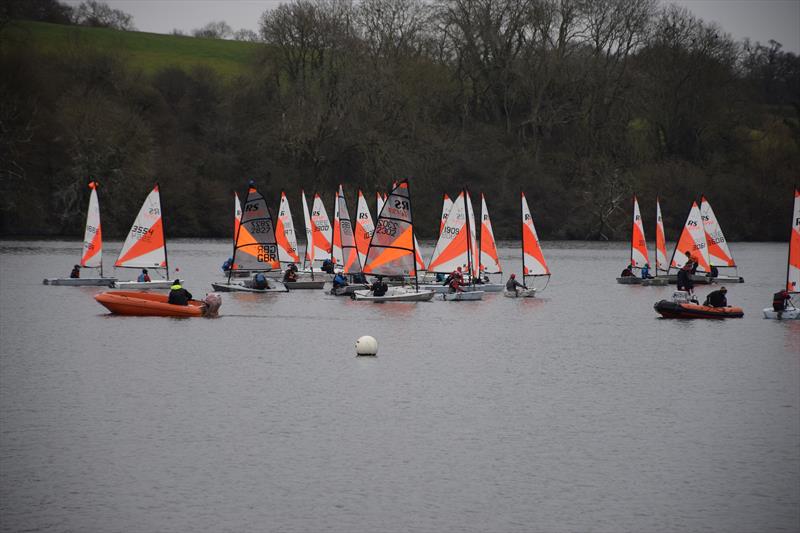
[654,300,743,319]
[95,291,221,317]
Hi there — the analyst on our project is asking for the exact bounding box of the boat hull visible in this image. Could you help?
[285,280,326,290]
[352,288,435,302]
[711,275,745,283]
[616,277,642,285]
[211,280,288,293]
[664,275,714,285]
[331,284,370,296]
[442,290,484,301]
[641,277,670,286]
[503,288,536,298]
[43,277,116,286]
[112,280,179,289]
[654,300,743,319]
[95,291,206,317]
[763,307,800,320]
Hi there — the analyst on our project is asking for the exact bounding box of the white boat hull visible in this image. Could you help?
[442,290,484,301]
[112,279,180,289]
[211,281,288,293]
[352,287,435,302]
[503,288,536,298]
[763,307,800,320]
[285,280,326,290]
[43,277,117,286]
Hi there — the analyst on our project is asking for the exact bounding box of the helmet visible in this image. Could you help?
[510,273,516,279]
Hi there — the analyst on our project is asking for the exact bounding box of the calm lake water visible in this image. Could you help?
[1,240,798,533]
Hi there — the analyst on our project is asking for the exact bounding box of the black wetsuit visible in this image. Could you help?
[704,290,727,308]
[168,287,193,306]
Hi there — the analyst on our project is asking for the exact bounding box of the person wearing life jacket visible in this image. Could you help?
[641,263,654,279]
[321,258,334,274]
[773,289,791,312]
[620,264,634,277]
[252,272,268,290]
[70,265,81,278]
[168,280,192,306]
[221,257,233,272]
[449,267,465,292]
[137,269,151,282]
[703,286,728,308]
[506,273,527,294]
[371,276,388,297]
[677,261,695,295]
[283,264,298,283]
[332,272,348,289]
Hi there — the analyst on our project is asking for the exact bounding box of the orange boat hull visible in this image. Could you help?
[95,291,205,317]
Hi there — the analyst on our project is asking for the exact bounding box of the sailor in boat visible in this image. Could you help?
[321,258,335,274]
[772,289,792,314]
[707,265,719,278]
[168,280,193,306]
[677,261,696,297]
[641,263,654,279]
[448,267,465,293]
[283,263,298,283]
[252,272,269,290]
[332,272,348,290]
[370,276,388,297]
[703,287,728,308]
[70,265,81,278]
[506,273,527,295]
[620,264,635,277]
[221,257,233,272]
[684,251,699,275]
[137,269,151,282]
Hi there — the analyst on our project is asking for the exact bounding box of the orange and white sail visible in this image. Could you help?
[234,191,242,244]
[231,184,280,273]
[479,193,501,274]
[115,184,167,271]
[521,193,550,278]
[301,191,315,266]
[439,193,453,236]
[363,180,417,276]
[81,181,102,270]
[465,191,480,279]
[427,191,469,274]
[630,195,650,268]
[376,191,385,215]
[787,188,800,293]
[276,192,300,264]
[331,185,362,273]
[700,196,736,268]
[354,190,374,268]
[669,201,710,273]
[655,198,668,274]
[309,193,332,265]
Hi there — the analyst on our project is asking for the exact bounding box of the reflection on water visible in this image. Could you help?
[0,239,797,533]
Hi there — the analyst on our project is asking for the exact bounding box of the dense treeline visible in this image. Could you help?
[1,0,798,240]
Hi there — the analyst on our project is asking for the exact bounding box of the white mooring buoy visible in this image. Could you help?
[356,335,378,356]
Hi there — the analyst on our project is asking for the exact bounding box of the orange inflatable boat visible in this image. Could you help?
[95,291,214,317]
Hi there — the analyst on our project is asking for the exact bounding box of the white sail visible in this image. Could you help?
[700,196,736,268]
[276,192,300,264]
[301,191,314,266]
[521,193,550,277]
[309,193,332,265]
[669,201,710,274]
[355,190,375,268]
[332,185,361,273]
[426,192,468,274]
[376,192,385,215]
[439,194,453,236]
[465,191,480,279]
[630,195,649,268]
[789,189,800,293]
[479,194,501,274]
[655,199,668,274]
[115,185,167,271]
[234,191,242,243]
[81,181,102,269]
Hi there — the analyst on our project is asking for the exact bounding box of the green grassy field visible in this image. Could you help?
[3,20,261,77]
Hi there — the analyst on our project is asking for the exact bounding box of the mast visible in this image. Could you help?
[630,194,635,269]
[464,187,473,288]
[521,190,525,287]
[655,196,659,274]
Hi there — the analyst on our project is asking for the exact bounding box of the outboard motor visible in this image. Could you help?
[203,292,222,317]
[672,291,689,303]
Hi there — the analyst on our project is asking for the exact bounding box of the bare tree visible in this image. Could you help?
[73,0,135,31]
[192,21,233,39]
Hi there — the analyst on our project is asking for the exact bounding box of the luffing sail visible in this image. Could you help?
[655,198,668,275]
[521,192,550,278]
[115,184,167,271]
[630,195,650,268]
[332,185,362,274]
[231,184,280,273]
[479,193,501,274]
[700,196,736,268]
[363,180,417,276]
[354,190,375,268]
[276,192,300,264]
[81,181,103,270]
[669,201,710,273]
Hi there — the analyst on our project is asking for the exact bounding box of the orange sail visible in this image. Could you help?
[231,184,280,272]
[788,188,800,293]
[479,193,501,274]
[276,192,300,264]
[521,192,550,278]
[655,198,668,274]
[630,195,650,268]
[439,194,452,236]
[363,180,417,276]
[332,185,362,273]
[80,181,102,270]
[354,190,375,268]
[115,184,167,272]
[310,193,332,265]
[700,196,736,268]
[669,201,710,273]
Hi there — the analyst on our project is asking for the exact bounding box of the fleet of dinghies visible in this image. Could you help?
[48,177,797,320]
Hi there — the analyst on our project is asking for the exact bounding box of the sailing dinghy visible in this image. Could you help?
[211,183,287,293]
[44,180,117,286]
[763,188,800,319]
[666,201,713,285]
[641,197,670,285]
[617,195,648,285]
[439,190,484,301]
[112,184,178,289]
[330,185,369,295]
[353,180,434,302]
[700,195,744,283]
[505,192,550,297]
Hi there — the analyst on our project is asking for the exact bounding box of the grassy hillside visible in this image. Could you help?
[2,20,261,77]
